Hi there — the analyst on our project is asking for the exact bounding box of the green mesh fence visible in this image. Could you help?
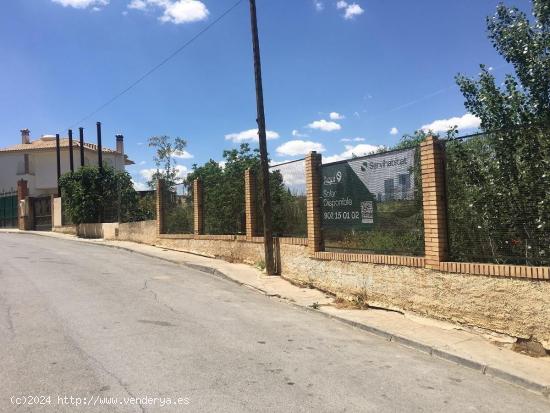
[203,177,245,235]
[163,183,193,234]
[0,190,17,228]
[445,124,550,266]
[254,159,307,237]
[321,147,424,255]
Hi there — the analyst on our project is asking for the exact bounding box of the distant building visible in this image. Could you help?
[0,129,133,197]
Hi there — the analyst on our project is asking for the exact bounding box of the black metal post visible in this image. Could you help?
[248,0,275,275]
[79,127,85,167]
[96,122,103,171]
[55,133,61,196]
[68,129,74,172]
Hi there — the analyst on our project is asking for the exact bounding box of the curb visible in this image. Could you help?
[4,230,550,397]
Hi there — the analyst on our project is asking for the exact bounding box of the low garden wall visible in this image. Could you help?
[117,220,157,244]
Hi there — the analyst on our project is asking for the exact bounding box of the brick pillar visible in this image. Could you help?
[193,178,204,235]
[17,179,28,230]
[420,136,449,269]
[244,169,256,239]
[156,178,165,235]
[305,151,323,254]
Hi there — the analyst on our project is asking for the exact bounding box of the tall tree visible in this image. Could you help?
[456,0,550,128]
[447,0,550,265]
[147,136,188,189]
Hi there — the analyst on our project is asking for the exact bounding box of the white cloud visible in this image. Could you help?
[329,112,345,120]
[173,150,194,159]
[138,160,147,166]
[323,143,381,163]
[291,129,309,138]
[127,0,209,24]
[421,113,481,133]
[132,179,149,191]
[160,0,209,24]
[225,129,280,143]
[390,127,399,135]
[340,137,365,142]
[276,140,326,156]
[139,168,158,181]
[307,119,342,132]
[128,0,147,10]
[344,4,364,19]
[314,1,324,11]
[139,165,189,181]
[52,0,109,9]
[335,1,364,19]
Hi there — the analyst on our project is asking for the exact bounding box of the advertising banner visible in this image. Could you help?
[321,147,416,229]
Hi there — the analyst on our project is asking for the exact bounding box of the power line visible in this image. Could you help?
[69,0,244,129]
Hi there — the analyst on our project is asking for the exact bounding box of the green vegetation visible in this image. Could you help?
[255,170,307,237]
[59,166,145,224]
[162,144,307,236]
[446,0,550,265]
[147,135,188,189]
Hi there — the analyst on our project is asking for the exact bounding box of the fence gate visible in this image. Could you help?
[31,196,52,231]
[0,190,17,228]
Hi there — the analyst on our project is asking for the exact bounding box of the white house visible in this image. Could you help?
[0,129,133,197]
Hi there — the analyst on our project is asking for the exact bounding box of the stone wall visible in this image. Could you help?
[279,243,550,349]
[52,225,77,235]
[156,236,264,265]
[77,223,105,239]
[117,220,157,244]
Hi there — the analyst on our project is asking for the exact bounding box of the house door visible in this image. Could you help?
[32,197,52,231]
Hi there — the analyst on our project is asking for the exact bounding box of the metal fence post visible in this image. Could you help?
[305,151,323,255]
[420,136,449,269]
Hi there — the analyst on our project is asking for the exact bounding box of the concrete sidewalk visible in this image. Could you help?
[3,229,550,397]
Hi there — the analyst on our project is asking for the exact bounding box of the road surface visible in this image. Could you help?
[1,233,549,412]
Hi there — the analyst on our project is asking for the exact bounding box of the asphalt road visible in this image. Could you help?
[1,233,549,413]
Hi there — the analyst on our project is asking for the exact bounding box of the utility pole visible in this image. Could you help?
[248,0,275,275]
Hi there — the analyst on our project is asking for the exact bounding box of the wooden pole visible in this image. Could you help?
[248,0,275,275]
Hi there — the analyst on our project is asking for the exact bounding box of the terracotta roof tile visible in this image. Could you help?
[0,138,134,165]
[0,138,117,153]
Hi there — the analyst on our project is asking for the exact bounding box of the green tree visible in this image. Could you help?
[174,144,305,236]
[185,144,260,235]
[59,166,141,224]
[447,0,550,265]
[456,0,550,128]
[147,136,188,189]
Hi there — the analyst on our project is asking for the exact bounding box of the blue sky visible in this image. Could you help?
[0,0,531,188]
